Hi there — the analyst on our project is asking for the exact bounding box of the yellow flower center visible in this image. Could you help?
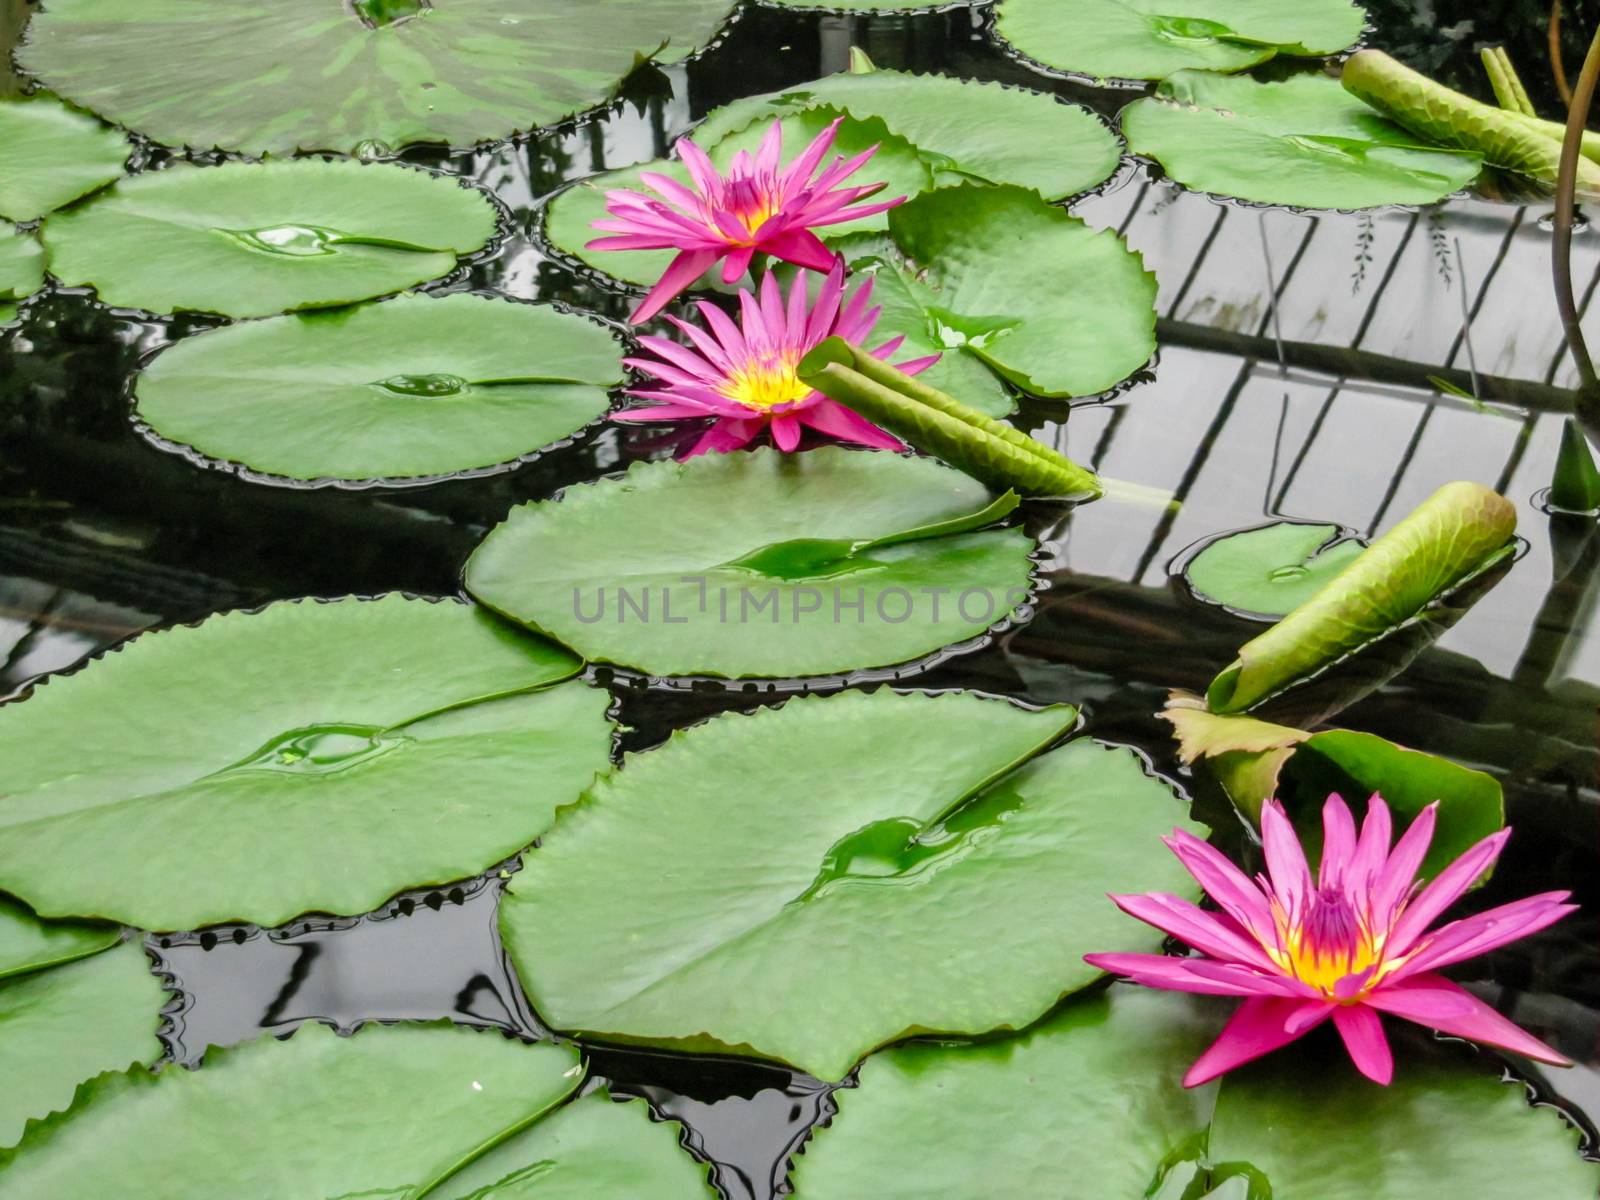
[717,177,779,243]
[1265,887,1387,999]
[719,353,811,411]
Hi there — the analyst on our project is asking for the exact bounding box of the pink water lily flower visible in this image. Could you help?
[614,260,936,457]
[1085,794,1575,1087]
[588,116,904,323]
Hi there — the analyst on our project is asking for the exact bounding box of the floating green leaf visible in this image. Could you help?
[1207,482,1516,713]
[135,294,623,483]
[19,0,738,155]
[993,0,1367,82]
[41,160,498,318]
[791,987,1219,1195]
[431,1092,714,1199]
[501,689,1205,1081]
[0,596,614,930]
[465,447,1037,679]
[869,183,1158,398]
[0,1022,589,1197]
[0,941,166,1149]
[798,337,1101,496]
[0,895,120,981]
[1183,522,1367,618]
[1122,71,1485,210]
[1550,418,1600,513]
[1207,1051,1600,1198]
[0,221,44,324]
[796,983,1600,1199]
[1164,698,1504,881]
[0,94,128,222]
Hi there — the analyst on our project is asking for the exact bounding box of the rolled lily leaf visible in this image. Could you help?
[1164,694,1504,882]
[1342,50,1600,191]
[1206,481,1516,713]
[1481,46,1536,118]
[797,337,1102,499]
[1550,418,1600,514]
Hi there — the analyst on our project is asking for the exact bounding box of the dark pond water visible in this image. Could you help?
[4,1,1600,1195]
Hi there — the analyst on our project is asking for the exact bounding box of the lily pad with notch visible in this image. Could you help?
[0,940,167,1150]
[500,688,1206,1081]
[1121,71,1484,210]
[0,93,129,222]
[0,1022,704,1197]
[1180,521,1367,618]
[0,596,615,931]
[464,446,1038,679]
[993,0,1367,83]
[134,293,624,483]
[0,895,120,982]
[40,159,498,318]
[19,0,739,156]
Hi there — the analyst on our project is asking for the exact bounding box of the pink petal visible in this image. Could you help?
[1366,973,1571,1065]
[631,249,721,324]
[1162,829,1278,947]
[1391,892,1577,980]
[1183,997,1332,1088]
[694,301,750,365]
[770,414,802,451]
[1107,893,1282,973]
[805,260,849,344]
[890,352,941,376]
[1332,1004,1394,1084]
[757,270,787,341]
[586,234,679,251]
[683,416,764,458]
[805,196,907,228]
[798,399,905,450]
[1319,794,1358,890]
[610,402,715,423]
[1260,799,1312,918]
[1387,828,1512,956]
[1084,953,1309,999]
[1349,794,1393,894]
[721,244,756,285]
[759,228,838,274]
[1370,801,1438,929]
[754,119,784,177]
[674,135,720,196]
[639,170,705,215]
[780,116,843,190]
[633,335,719,381]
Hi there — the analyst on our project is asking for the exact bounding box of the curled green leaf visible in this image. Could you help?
[1206,481,1517,713]
[1481,46,1536,118]
[797,337,1102,499]
[1550,417,1600,514]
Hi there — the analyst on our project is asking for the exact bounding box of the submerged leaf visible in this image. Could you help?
[1122,71,1484,210]
[0,896,120,982]
[465,447,1037,679]
[1182,522,1366,618]
[0,596,614,930]
[135,294,623,483]
[0,941,166,1149]
[994,0,1366,82]
[0,94,128,222]
[430,1092,714,1199]
[0,1023,593,1197]
[501,689,1206,1081]
[20,0,738,155]
[41,160,498,318]
[1207,482,1516,713]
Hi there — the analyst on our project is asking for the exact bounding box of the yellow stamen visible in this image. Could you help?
[719,353,811,411]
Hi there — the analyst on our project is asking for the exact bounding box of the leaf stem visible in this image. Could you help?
[1553,18,1600,404]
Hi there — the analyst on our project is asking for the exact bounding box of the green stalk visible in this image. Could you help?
[797,337,1102,499]
[1342,49,1600,190]
[1554,18,1600,400]
[1482,46,1537,116]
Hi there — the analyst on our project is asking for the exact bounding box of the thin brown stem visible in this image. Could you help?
[1552,17,1600,401]
[1552,0,1573,106]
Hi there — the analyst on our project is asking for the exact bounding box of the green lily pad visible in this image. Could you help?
[40,159,498,318]
[790,988,1221,1195]
[1164,700,1504,881]
[134,294,623,484]
[19,0,738,156]
[0,940,166,1149]
[993,0,1367,82]
[431,1092,714,1199]
[1207,482,1516,713]
[544,109,932,290]
[465,447,1037,679]
[0,1022,592,1197]
[0,222,44,324]
[0,596,615,930]
[796,983,1600,1199]
[1122,71,1485,210]
[0,93,128,222]
[861,183,1158,398]
[1182,522,1366,618]
[1208,1052,1600,1198]
[500,689,1206,1081]
[0,895,120,981]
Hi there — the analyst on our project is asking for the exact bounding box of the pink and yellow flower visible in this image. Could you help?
[588,117,904,323]
[1086,794,1575,1086]
[614,261,936,457]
